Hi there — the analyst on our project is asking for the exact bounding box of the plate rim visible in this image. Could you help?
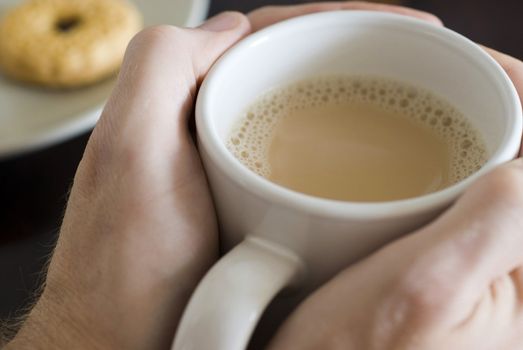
[0,0,211,160]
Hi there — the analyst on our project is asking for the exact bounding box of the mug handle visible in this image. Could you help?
[172,237,304,350]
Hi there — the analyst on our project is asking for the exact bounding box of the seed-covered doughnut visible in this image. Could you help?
[0,0,142,88]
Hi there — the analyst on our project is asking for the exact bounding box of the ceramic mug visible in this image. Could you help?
[172,11,522,350]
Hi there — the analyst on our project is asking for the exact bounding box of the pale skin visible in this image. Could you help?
[4,2,523,349]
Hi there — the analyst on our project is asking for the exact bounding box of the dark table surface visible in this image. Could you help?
[1,0,522,324]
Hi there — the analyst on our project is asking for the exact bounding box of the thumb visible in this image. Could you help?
[195,12,252,77]
[90,12,250,159]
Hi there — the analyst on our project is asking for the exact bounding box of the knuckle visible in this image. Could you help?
[128,25,186,52]
[120,25,189,82]
[396,274,451,314]
[384,285,441,326]
[388,257,464,323]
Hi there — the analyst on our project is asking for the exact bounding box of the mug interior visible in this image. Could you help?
[196,11,521,217]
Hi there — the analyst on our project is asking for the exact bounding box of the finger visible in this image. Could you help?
[247,1,443,32]
[90,12,250,161]
[348,159,523,325]
[481,46,523,155]
[412,159,523,292]
[481,46,523,102]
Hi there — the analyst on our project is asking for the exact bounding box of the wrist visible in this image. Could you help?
[5,291,111,350]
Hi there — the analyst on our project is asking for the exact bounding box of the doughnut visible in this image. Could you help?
[0,0,143,88]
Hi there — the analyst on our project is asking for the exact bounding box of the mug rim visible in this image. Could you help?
[196,10,522,220]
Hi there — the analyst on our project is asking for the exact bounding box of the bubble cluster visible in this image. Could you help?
[227,76,487,184]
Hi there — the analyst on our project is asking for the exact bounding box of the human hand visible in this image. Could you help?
[4,4,444,349]
[253,3,522,350]
[268,56,523,350]
[7,2,520,350]
[5,12,251,350]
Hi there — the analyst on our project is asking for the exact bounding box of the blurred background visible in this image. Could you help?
[1,0,522,324]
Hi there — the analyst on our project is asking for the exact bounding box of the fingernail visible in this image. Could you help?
[199,12,241,32]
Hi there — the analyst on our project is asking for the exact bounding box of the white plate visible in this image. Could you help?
[0,0,209,159]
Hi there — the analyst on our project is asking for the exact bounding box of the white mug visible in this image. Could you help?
[172,11,522,350]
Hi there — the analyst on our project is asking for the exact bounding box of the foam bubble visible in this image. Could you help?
[226,75,487,183]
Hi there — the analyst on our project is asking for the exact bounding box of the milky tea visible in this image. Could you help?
[227,76,487,202]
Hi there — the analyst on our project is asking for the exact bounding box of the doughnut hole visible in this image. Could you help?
[55,15,82,33]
